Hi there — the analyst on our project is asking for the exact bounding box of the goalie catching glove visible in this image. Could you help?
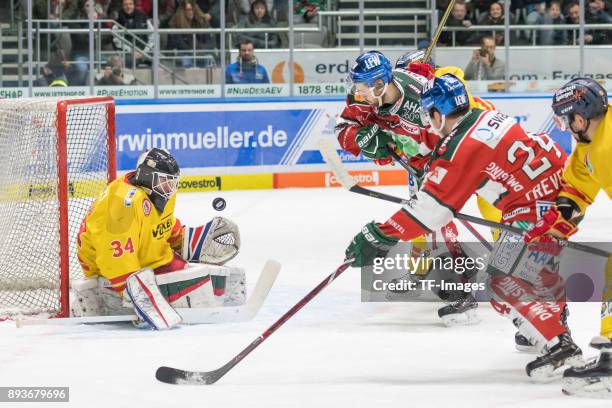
[182,217,241,265]
[345,221,399,267]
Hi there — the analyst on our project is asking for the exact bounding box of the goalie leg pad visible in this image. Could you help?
[125,268,182,330]
[155,263,221,308]
[182,217,241,265]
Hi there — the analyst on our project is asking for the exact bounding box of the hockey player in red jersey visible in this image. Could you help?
[345,74,584,381]
[336,50,479,326]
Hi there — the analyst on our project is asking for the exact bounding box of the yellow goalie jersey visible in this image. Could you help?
[77,173,183,292]
[556,105,612,338]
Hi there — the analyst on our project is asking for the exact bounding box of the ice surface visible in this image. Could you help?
[1,186,610,408]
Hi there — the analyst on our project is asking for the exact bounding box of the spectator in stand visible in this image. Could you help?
[159,0,177,22]
[586,0,612,43]
[225,39,270,84]
[439,0,474,46]
[565,1,609,44]
[294,0,327,24]
[470,0,496,15]
[112,0,154,67]
[96,55,137,85]
[31,0,78,56]
[135,0,152,16]
[65,0,106,85]
[464,35,505,80]
[226,0,274,26]
[527,0,567,45]
[110,0,151,18]
[565,1,582,44]
[167,0,215,68]
[196,0,222,27]
[235,0,279,48]
[526,2,547,27]
[34,49,70,87]
[475,2,512,45]
[32,0,79,19]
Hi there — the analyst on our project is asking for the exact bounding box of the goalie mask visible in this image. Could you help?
[134,148,180,212]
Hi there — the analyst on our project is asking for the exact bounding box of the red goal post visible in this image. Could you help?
[0,96,116,318]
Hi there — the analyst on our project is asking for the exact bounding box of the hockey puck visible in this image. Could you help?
[212,197,226,211]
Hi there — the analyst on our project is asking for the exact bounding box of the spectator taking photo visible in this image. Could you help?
[464,35,505,80]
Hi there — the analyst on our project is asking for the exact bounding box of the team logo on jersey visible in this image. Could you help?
[471,111,515,149]
[152,216,173,239]
[401,100,420,122]
[584,152,593,173]
[124,187,137,208]
[427,166,448,184]
[142,198,152,216]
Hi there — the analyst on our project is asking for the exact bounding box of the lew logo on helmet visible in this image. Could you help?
[455,94,467,105]
[364,55,382,70]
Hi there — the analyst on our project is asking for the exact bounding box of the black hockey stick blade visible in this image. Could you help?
[155,365,225,385]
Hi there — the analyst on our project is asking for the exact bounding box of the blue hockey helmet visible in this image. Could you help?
[551,78,608,136]
[348,50,393,88]
[420,74,469,117]
[395,50,434,70]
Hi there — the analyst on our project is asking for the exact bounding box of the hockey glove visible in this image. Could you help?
[355,124,394,160]
[524,208,577,255]
[345,222,399,267]
[407,62,435,80]
[373,156,394,166]
[374,146,403,166]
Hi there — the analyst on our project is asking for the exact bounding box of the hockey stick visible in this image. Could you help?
[155,259,354,385]
[423,0,456,62]
[386,146,493,251]
[16,260,280,327]
[319,139,611,258]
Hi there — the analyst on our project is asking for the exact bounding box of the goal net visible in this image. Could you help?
[0,97,116,318]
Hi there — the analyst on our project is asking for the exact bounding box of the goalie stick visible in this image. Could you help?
[319,139,611,258]
[155,259,354,385]
[16,260,280,327]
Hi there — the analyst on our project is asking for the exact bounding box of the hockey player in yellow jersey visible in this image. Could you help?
[76,153,183,289]
[524,78,612,397]
[73,148,243,329]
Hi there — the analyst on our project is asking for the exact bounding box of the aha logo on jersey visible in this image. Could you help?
[400,100,421,122]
